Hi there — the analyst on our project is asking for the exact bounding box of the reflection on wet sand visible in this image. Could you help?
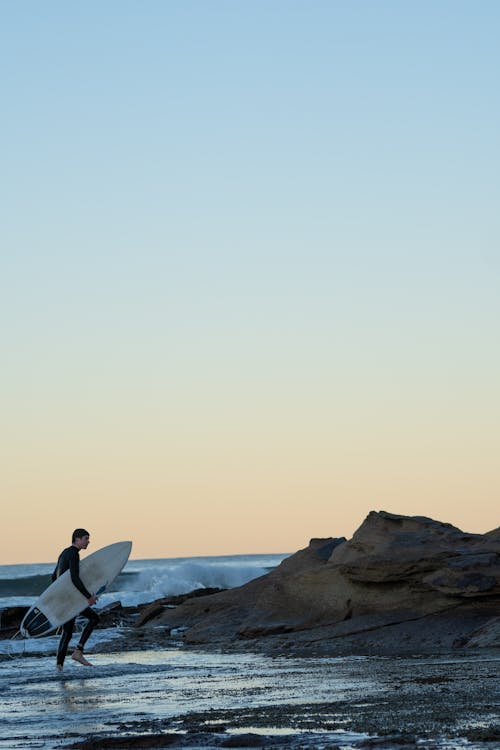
[0,647,498,749]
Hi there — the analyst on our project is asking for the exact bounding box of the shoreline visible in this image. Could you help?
[3,594,500,661]
[3,641,498,750]
[2,613,499,749]
[71,631,500,749]
[62,650,500,750]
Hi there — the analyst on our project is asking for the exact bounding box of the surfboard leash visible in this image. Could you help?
[7,629,26,659]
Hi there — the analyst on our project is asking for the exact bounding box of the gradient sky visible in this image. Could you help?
[1,1,499,564]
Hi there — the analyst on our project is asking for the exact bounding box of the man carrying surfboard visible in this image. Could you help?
[52,529,99,671]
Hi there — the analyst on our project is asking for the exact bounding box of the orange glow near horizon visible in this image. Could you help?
[3,414,498,564]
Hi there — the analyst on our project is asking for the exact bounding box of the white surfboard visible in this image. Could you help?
[20,541,132,638]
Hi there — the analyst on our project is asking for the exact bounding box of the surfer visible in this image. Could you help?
[52,529,99,671]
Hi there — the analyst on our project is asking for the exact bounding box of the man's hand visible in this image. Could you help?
[87,595,97,606]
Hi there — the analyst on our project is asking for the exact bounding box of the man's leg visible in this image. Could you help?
[71,608,99,666]
[56,618,75,671]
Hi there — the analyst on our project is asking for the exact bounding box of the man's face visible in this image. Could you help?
[74,535,90,550]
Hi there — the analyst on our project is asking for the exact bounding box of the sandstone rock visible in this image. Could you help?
[461,616,500,648]
[148,511,500,654]
[133,588,227,627]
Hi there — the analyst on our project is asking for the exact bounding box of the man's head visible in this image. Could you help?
[72,528,90,549]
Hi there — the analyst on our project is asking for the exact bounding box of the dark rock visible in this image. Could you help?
[0,606,29,635]
[162,587,226,605]
[134,603,168,628]
[459,615,500,648]
[464,726,500,742]
[221,733,269,747]
[238,624,294,639]
[0,586,226,640]
[97,603,139,629]
[308,538,346,560]
[134,588,226,628]
[62,734,180,748]
[357,738,417,748]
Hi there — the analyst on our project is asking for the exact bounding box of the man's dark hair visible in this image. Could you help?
[72,528,90,543]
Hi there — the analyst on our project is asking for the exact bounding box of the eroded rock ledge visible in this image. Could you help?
[147,510,500,654]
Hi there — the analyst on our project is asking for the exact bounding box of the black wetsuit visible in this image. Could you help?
[52,545,99,666]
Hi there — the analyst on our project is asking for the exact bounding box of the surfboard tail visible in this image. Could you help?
[20,607,55,638]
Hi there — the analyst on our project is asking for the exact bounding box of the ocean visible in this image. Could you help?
[0,551,288,610]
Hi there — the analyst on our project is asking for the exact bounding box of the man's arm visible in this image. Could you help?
[52,551,62,582]
[68,547,93,600]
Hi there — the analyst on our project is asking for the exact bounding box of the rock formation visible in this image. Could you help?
[149,511,500,654]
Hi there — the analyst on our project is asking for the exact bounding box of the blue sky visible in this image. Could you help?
[1,1,499,562]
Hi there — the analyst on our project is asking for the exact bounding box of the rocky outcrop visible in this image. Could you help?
[148,511,500,654]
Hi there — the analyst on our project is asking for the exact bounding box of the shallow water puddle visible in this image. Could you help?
[0,648,497,749]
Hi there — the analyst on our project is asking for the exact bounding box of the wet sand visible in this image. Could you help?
[1,630,498,750]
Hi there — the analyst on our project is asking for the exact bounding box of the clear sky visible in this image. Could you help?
[1,1,499,564]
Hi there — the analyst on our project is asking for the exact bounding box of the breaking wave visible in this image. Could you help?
[0,554,288,609]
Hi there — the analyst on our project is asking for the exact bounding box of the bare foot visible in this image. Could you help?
[56,664,63,672]
[71,649,93,666]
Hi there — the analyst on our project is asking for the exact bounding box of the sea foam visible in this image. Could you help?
[99,555,285,607]
[0,554,288,610]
